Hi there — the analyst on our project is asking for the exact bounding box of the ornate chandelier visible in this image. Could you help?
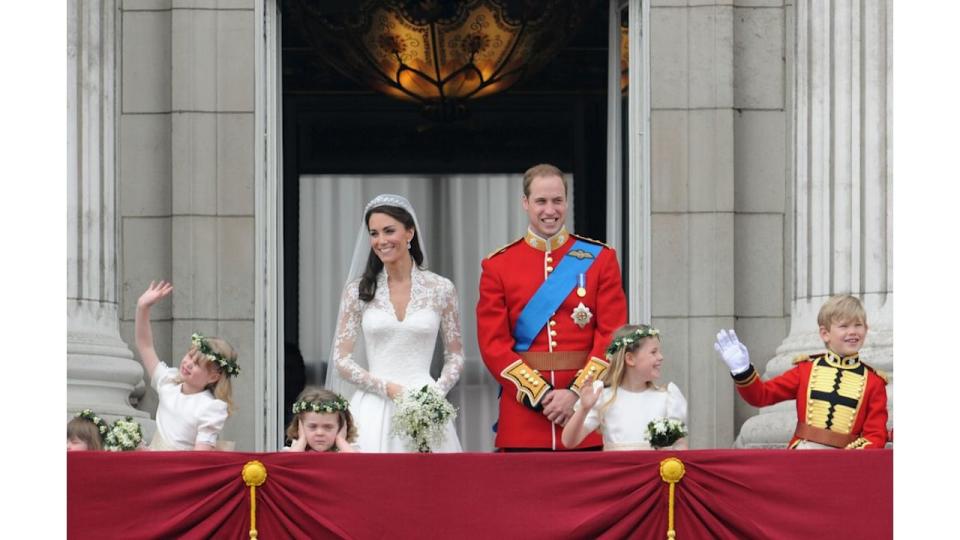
[290,0,596,120]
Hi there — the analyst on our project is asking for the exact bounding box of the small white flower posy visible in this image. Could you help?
[645,417,687,449]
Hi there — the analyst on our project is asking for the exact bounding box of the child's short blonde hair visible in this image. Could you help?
[817,295,867,329]
[286,386,358,449]
[181,336,237,414]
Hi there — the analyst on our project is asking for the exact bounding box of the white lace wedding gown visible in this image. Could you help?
[333,265,464,452]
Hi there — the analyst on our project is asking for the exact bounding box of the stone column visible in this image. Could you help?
[650,3,736,448]
[736,0,892,448]
[67,0,149,423]
[168,2,257,449]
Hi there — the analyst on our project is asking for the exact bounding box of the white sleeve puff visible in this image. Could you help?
[665,382,688,424]
[151,361,177,392]
[195,399,229,446]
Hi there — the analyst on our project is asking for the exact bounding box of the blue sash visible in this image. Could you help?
[513,240,602,352]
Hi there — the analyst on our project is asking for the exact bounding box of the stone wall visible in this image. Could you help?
[731,0,792,434]
[648,0,791,448]
[117,0,257,450]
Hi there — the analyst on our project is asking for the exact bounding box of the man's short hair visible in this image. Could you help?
[522,163,568,197]
[817,295,868,328]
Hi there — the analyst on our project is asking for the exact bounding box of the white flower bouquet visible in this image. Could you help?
[390,385,457,453]
[104,417,144,451]
[645,417,688,449]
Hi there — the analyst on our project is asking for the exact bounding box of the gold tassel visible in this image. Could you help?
[242,460,268,539]
[659,457,686,539]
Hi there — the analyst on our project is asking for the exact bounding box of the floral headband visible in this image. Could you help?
[292,395,350,415]
[190,332,241,378]
[76,409,110,438]
[606,326,661,358]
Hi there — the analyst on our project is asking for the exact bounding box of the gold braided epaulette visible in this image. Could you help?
[863,362,890,384]
[485,237,523,259]
[792,353,817,365]
[571,233,613,250]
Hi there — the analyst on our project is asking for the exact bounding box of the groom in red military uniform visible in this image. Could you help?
[477,164,628,450]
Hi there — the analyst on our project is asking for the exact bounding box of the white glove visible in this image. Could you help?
[713,329,751,375]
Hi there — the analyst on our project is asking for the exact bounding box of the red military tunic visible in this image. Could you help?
[476,227,627,449]
[732,351,889,449]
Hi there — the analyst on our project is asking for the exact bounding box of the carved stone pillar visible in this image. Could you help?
[67,0,150,424]
[736,0,892,447]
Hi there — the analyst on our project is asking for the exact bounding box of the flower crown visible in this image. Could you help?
[76,409,110,438]
[190,332,241,378]
[606,326,661,358]
[292,395,350,415]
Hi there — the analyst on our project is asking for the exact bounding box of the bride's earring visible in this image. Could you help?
[407,240,412,250]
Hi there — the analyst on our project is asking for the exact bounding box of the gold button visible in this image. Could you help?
[549,320,556,327]
[546,256,553,263]
[589,366,597,372]
[551,341,558,348]
[520,369,527,375]
[546,266,554,272]
[550,330,557,337]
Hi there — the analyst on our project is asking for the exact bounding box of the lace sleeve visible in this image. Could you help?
[333,283,388,397]
[434,279,465,395]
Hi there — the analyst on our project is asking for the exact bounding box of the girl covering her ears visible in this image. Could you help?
[561,324,689,451]
[283,386,358,452]
[135,280,240,450]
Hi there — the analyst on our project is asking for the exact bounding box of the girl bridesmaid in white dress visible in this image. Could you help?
[327,194,464,453]
[562,324,688,451]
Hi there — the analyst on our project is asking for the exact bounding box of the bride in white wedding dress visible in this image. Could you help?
[326,194,464,452]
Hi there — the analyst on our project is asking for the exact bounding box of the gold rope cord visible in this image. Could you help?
[659,457,686,539]
[242,460,268,539]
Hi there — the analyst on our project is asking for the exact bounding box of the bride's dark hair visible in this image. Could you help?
[358,205,424,302]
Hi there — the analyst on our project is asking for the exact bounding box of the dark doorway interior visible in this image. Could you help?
[279,1,612,419]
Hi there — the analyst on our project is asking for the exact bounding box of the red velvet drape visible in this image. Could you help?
[67,449,891,539]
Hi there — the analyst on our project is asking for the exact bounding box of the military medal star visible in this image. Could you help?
[571,302,593,328]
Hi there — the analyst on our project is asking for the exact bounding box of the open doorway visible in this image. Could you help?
[278,1,617,450]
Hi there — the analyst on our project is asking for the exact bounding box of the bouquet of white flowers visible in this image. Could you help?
[390,385,457,453]
[645,417,687,449]
[104,417,144,451]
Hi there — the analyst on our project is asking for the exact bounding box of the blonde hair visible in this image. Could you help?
[522,163,568,197]
[285,386,358,451]
[67,417,104,451]
[178,336,237,414]
[817,295,867,329]
[599,324,660,415]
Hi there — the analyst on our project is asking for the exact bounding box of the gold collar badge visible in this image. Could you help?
[524,227,568,252]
